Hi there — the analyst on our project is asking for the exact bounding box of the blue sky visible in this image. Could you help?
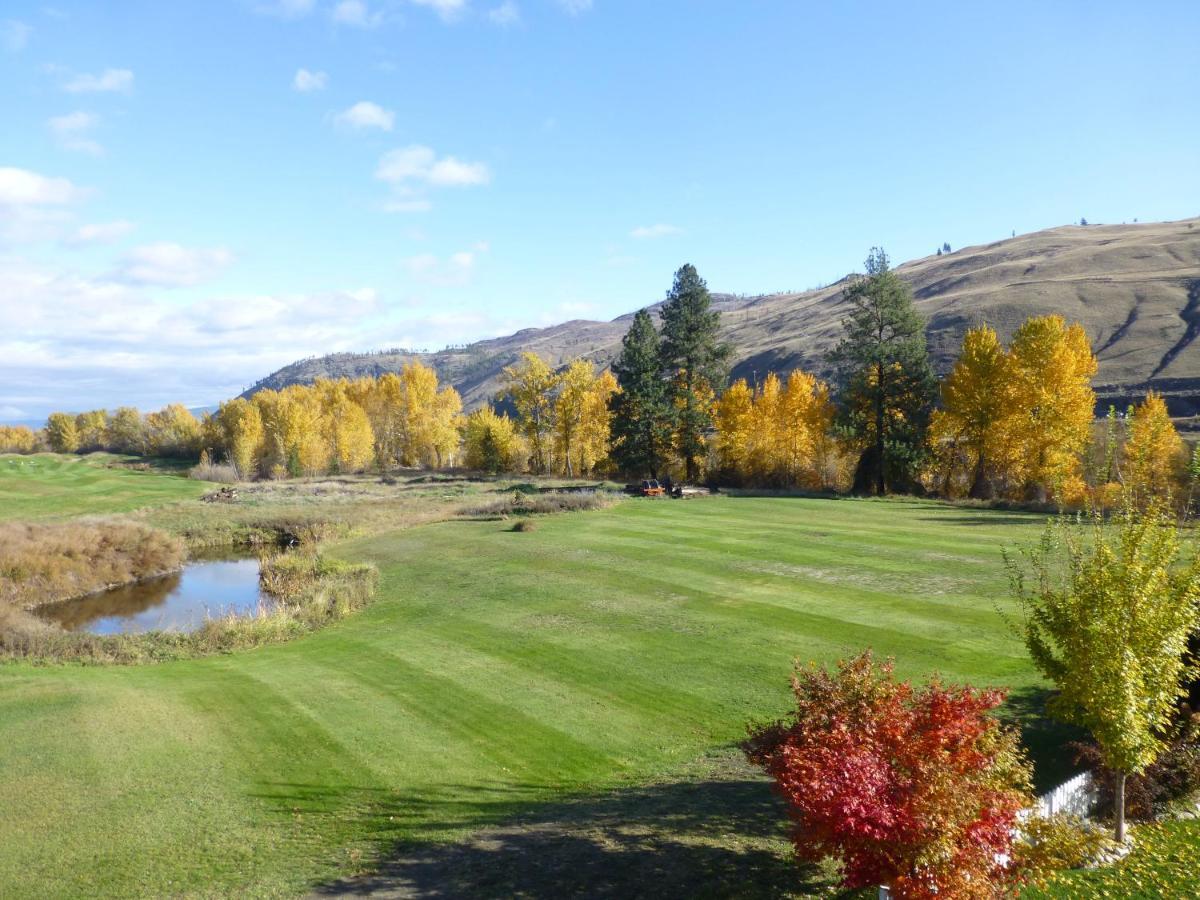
[1,0,1198,422]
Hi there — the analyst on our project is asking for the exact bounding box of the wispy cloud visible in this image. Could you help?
[630,223,681,239]
[331,0,383,27]
[1,19,31,51]
[376,145,490,187]
[488,2,520,26]
[292,68,327,91]
[113,242,234,287]
[555,0,593,13]
[63,220,136,247]
[336,100,395,131]
[63,67,133,94]
[255,0,315,18]
[48,111,103,155]
[410,0,467,23]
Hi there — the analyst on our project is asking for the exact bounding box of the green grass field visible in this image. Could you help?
[1,466,1195,897]
[0,453,210,520]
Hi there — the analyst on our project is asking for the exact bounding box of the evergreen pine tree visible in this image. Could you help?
[658,264,731,480]
[832,248,937,495]
[609,309,672,477]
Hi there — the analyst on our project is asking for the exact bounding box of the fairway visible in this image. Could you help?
[0,453,211,521]
[0,496,1055,897]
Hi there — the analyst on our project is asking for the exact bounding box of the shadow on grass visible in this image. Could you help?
[917,514,1048,527]
[1003,686,1088,793]
[291,774,841,899]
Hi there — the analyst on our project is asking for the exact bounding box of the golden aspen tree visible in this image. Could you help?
[144,404,203,457]
[106,407,146,455]
[780,370,835,488]
[750,373,784,482]
[363,373,404,468]
[45,412,80,453]
[1124,391,1184,502]
[214,397,265,477]
[931,325,1008,498]
[0,425,38,453]
[713,378,754,478]
[462,406,525,473]
[1003,315,1097,502]
[74,410,109,451]
[554,360,614,476]
[324,389,375,472]
[502,352,561,473]
[578,368,617,475]
[428,383,463,468]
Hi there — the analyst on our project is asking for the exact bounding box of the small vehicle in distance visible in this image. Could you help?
[640,479,665,496]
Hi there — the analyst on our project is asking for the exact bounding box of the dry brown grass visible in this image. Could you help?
[0,521,185,610]
[463,489,616,519]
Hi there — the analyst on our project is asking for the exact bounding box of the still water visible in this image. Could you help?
[37,554,271,635]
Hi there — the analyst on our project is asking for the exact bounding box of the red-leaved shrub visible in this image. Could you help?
[744,651,1034,899]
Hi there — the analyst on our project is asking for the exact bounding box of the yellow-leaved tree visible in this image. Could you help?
[553,360,616,476]
[213,397,265,478]
[502,352,561,474]
[930,325,1009,498]
[144,404,203,458]
[462,406,525,473]
[1123,390,1184,503]
[1001,315,1097,502]
[713,378,755,479]
[318,381,375,473]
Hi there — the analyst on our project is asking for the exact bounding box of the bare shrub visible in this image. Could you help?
[190,460,240,483]
[463,490,614,519]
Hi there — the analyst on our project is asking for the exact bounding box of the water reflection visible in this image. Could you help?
[37,555,271,635]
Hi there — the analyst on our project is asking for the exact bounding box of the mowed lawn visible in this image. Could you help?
[0,453,211,520]
[2,496,1074,897]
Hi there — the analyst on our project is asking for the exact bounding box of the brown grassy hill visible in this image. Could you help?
[247,217,1200,417]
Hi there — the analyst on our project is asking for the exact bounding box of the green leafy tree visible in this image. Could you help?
[1006,499,1200,841]
[609,309,673,478]
[832,248,937,494]
[658,264,730,480]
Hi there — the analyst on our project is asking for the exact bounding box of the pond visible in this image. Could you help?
[37,552,273,635]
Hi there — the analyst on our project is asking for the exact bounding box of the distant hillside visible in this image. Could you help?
[247,217,1200,418]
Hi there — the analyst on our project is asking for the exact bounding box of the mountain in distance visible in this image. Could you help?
[247,217,1200,423]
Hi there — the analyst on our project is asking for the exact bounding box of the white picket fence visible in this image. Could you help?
[1033,769,1095,818]
[877,771,1097,898]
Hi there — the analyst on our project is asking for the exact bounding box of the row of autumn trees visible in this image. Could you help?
[15,252,1198,498]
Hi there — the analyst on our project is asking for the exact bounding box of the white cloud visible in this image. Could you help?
[376,145,490,186]
[336,100,395,131]
[410,0,466,22]
[114,242,234,287]
[488,2,520,26]
[292,68,327,91]
[630,223,682,239]
[47,111,103,155]
[255,0,315,18]
[555,0,592,13]
[331,0,382,27]
[0,254,521,418]
[63,220,135,247]
[0,167,83,206]
[63,67,133,94]
[2,19,31,51]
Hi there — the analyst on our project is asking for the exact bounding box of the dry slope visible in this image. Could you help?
[248,217,1200,416]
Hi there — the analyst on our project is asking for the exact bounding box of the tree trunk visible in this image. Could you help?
[1114,771,1127,843]
[968,453,993,500]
